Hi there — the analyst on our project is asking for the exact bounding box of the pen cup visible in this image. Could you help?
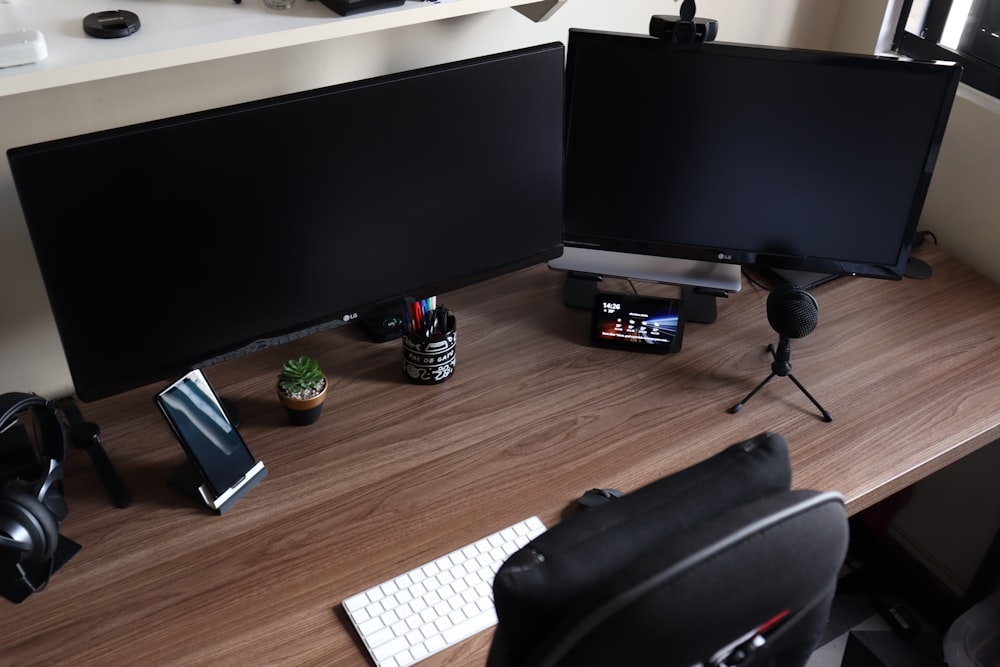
[402,313,456,385]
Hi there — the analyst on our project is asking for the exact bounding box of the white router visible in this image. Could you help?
[0,30,47,69]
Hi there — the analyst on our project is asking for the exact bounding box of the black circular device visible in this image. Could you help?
[83,10,141,39]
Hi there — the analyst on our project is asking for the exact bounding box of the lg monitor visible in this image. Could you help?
[8,43,565,403]
[552,29,961,293]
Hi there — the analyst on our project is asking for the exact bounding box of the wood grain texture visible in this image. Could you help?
[5,244,1000,665]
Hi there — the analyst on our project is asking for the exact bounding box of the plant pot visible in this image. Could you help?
[277,379,328,426]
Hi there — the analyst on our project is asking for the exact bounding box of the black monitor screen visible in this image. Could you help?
[8,43,564,402]
[562,29,960,281]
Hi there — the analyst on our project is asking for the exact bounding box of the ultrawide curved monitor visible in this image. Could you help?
[558,29,961,285]
[8,43,565,402]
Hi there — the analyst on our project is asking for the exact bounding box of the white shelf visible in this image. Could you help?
[0,0,567,97]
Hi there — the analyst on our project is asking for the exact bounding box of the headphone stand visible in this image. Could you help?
[729,342,833,422]
[1,534,81,603]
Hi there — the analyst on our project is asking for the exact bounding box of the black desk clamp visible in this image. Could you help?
[57,398,133,509]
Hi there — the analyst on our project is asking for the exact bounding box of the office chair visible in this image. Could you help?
[488,432,849,667]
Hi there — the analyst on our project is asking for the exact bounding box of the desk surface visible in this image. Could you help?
[6,244,1000,665]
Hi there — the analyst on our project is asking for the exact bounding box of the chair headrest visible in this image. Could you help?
[489,432,848,667]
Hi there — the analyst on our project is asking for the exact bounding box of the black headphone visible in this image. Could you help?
[0,392,68,591]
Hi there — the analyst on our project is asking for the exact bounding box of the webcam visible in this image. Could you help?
[649,14,719,47]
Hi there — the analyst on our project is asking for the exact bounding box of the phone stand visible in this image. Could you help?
[168,460,267,515]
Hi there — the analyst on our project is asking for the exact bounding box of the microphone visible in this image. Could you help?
[767,286,818,374]
[767,285,818,339]
[730,284,831,421]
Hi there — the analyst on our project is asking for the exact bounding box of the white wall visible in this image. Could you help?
[0,0,837,399]
[869,1,1000,286]
[917,86,1000,286]
[828,0,889,54]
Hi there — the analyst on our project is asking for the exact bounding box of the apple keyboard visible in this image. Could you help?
[342,516,546,667]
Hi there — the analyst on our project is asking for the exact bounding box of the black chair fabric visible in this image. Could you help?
[488,431,849,667]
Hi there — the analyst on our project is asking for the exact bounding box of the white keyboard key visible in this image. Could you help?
[357,616,385,637]
[425,634,446,653]
[343,517,545,667]
[343,594,364,612]
[367,625,396,650]
[372,635,410,662]
[442,607,498,646]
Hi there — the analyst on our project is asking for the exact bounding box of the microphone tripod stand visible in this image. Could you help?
[729,337,833,422]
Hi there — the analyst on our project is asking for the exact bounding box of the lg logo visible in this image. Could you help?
[717,252,733,261]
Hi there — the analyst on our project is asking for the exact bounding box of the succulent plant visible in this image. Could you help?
[278,355,326,399]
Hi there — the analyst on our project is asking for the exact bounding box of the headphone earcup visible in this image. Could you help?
[0,485,59,565]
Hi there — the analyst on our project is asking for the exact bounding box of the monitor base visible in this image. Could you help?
[763,267,840,291]
[561,272,726,324]
[905,257,933,280]
[550,247,742,293]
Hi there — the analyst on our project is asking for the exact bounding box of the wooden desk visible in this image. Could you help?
[6,244,1000,665]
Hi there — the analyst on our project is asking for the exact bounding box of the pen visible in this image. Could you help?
[402,296,448,337]
[413,300,424,335]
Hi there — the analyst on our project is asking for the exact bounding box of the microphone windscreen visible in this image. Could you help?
[767,285,818,338]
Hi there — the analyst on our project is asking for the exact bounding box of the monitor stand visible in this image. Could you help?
[561,271,729,324]
[550,248,742,292]
[765,268,839,291]
[551,248,742,324]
